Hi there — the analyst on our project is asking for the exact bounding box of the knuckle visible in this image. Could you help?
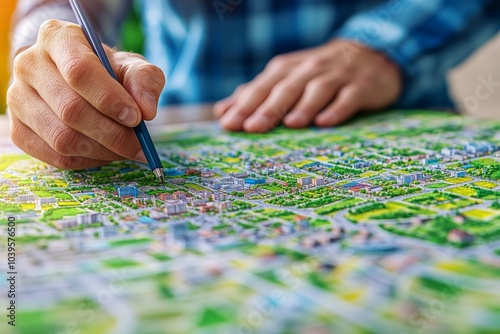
[51,126,79,156]
[94,91,116,113]
[343,89,364,106]
[59,95,88,125]
[62,55,91,87]
[267,55,292,70]
[138,63,166,89]
[304,56,328,71]
[108,128,131,155]
[38,19,63,42]
[142,63,164,80]
[235,83,247,94]
[274,81,302,96]
[6,84,21,109]
[12,50,35,77]
[308,77,336,92]
[245,83,270,100]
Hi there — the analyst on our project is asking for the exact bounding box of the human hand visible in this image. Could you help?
[214,39,401,132]
[7,19,165,169]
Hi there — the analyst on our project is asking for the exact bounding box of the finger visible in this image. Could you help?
[213,96,236,119]
[240,79,307,132]
[213,84,247,119]
[9,115,111,170]
[242,56,336,132]
[219,74,285,131]
[38,20,142,127]
[19,59,145,162]
[314,84,363,127]
[8,81,129,161]
[219,55,301,131]
[111,51,165,121]
[283,74,347,128]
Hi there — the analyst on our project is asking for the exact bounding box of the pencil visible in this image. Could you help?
[69,0,165,186]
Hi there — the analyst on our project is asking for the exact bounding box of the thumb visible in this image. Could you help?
[107,48,166,121]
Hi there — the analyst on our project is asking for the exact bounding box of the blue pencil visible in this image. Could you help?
[69,0,165,186]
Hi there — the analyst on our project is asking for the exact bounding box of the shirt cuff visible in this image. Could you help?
[10,4,76,60]
[334,23,410,69]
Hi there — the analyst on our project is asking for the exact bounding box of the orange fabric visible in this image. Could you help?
[1,0,17,113]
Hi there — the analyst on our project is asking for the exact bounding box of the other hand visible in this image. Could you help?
[214,39,401,132]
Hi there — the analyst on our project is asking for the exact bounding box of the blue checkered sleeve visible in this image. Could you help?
[335,0,497,107]
[336,0,494,66]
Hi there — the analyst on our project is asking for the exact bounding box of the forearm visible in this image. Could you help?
[11,0,132,59]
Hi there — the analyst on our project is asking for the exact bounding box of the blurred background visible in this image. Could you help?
[1,0,17,115]
[0,1,498,118]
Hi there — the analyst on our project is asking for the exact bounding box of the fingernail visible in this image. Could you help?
[220,113,245,130]
[135,150,147,163]
[119,107,139,126]
[315,114,332,127]
[284,112,306,126]
[245,115,270,132]
[142,91,158,117]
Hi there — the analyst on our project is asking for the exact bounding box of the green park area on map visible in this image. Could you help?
[1,110,500,334]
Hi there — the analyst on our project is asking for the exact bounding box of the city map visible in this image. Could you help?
[1,110,500,334]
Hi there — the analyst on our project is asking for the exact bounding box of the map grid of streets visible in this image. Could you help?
[1,110,500,334]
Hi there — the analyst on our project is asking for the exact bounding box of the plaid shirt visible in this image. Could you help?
[14,0,500,108]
